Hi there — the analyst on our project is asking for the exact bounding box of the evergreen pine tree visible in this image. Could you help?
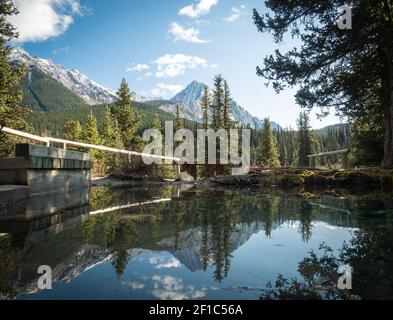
[296,112,313,167]
[212,75,224,130]
[81,112,101,162]
[151,114,165,176]
[253,2,393,166]
[152,115,162,133]
[276,129,287,167]
[287,127,297,167]
[200,86,212,177]
[222,80,233,130]
[102,106,124,172]
[0,1,30,156]
[103,107,123,147]
[111,78,143,150]
[81,113,100,144]
[201,85,210,130]
[256,118,280,167]
[63,120,82,141]
[175,103,183,130]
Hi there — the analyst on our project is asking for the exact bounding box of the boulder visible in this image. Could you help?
[177,172,195,183]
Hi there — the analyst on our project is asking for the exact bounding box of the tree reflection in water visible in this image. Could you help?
[261,221,393,300]
[1,186,393,299]
[79,188,360,283]
[0,236,22,299]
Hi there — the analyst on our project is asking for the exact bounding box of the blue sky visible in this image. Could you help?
[9,0,343,129]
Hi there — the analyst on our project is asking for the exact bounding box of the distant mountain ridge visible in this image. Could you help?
[10,48,278,128]
[10,47,117,105]
[10,47,151,106]
[163,80,280,130]
[171,80,204,103]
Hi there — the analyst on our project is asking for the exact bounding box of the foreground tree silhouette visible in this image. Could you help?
[253,1,393,167]
[0,0,29,156]
[262,224,393,300]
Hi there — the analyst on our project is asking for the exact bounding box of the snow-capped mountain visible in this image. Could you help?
[9,48,278,128]
[157,221,271,272]
[10,47,117,105]
[131,92,154,103]
[160,80,279,130]
[10,47,153,105]
[172,80,205,103]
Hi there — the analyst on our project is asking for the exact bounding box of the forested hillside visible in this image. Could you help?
[19,66,87,112]
[257,123,351,168]
[28,101,177,139]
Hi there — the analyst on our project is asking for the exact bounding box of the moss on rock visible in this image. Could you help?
[210,168,393,190]
[304,174,329,185]
[278,174,305,188]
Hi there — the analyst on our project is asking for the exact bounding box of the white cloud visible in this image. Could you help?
[127,64,150,72]
[7,0,84,43]
[70,0,83,15]
[149,256,163,265]
[169,22,208,44]
[122,282,146,290]
[150,275,207,300]
[179,0,218,18]
[195,19,211,25]
[153,54,208,78]
[223,6,246,23]
[53,46,69,54]
[151,83,184,98]
[133,54,216,80]
[156,257,182,269]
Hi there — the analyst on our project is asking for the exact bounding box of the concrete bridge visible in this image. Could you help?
[0,143,92,195]
[0,127,182,206]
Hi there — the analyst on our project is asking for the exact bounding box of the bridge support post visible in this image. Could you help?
[342,153,349,169]
[181,164,197,179]
[174,164,181,180]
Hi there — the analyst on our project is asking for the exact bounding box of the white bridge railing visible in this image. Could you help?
[1,126,181,163]
[307,148,351,169]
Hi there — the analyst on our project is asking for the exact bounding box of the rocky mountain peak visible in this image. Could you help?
[171,80,205,103]
[164,80,279,130]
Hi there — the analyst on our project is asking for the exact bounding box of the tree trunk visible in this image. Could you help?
[381,53,393,167]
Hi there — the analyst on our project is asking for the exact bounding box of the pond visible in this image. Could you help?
[0,184,392,300]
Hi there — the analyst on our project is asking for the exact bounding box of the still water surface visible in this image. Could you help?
[1,185,392,300]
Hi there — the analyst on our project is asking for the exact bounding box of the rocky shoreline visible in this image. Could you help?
[209,168,393,189]
[92,168,393,190]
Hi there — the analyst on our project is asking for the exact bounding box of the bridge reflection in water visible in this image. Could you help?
[0,185,392,300]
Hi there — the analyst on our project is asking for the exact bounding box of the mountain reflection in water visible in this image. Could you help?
[0,185,392,300]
